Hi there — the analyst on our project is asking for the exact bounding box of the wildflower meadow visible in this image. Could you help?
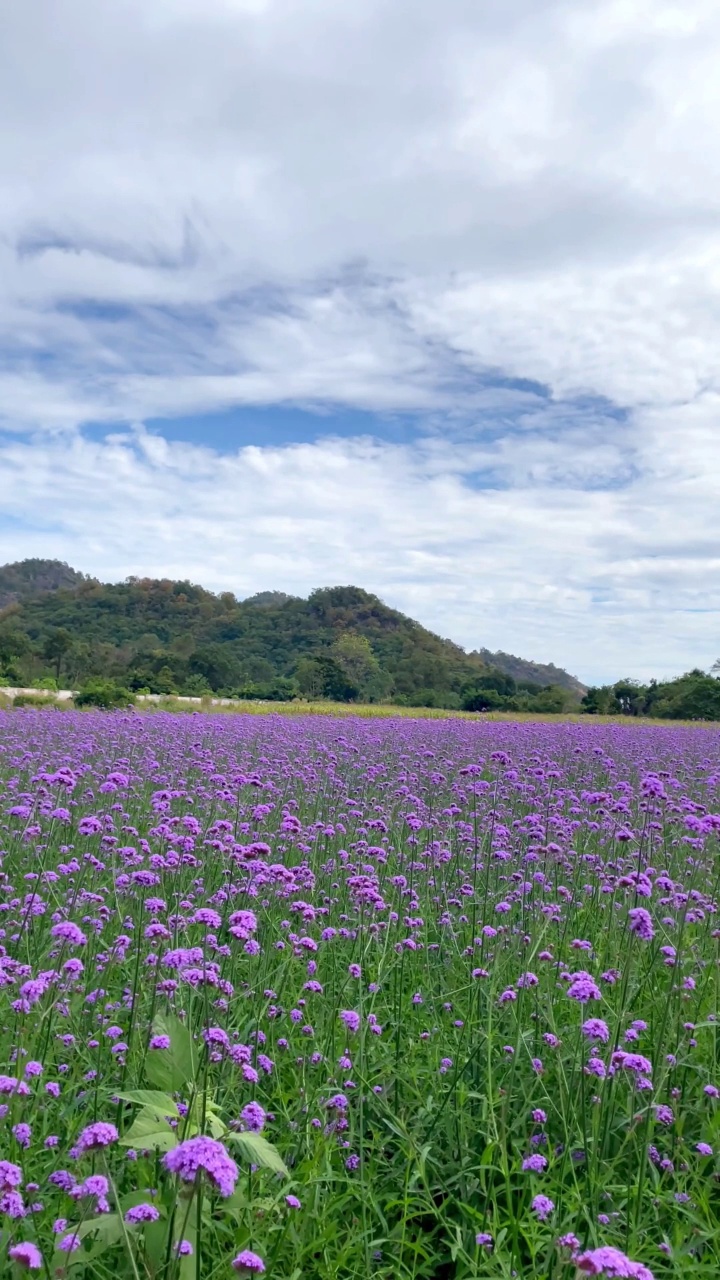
[0,709,718,1279]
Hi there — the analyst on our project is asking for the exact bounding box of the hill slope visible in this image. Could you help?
[0,560,583,706]
[472,648,585,695]
[0,559,89,608]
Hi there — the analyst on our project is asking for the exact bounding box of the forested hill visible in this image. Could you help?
[0,560,583,708]
[472,648,584,694]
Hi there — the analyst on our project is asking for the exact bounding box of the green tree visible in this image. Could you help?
[75,679,134,709]
[531,685,568,713]
[0,628,31,683]
[295,654,359,702]
[330,632,390,701]
[581,686,613,715]
[462,686,505,712]
[42,628,74,682]
[296,657,325,698]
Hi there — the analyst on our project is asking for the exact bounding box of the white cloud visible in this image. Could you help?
[2,422,718,684]
[2,0,720,683]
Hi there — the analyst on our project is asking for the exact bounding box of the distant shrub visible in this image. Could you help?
[232,678,299,702]
[74,679,134,709]
[461,686,506,712]
[12,694,60,709]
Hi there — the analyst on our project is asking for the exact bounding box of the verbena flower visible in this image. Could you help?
[8,1242,43,1270]
[232,1250,266,1274]
[240,1102,266,1132]
[125,1203,160,1223]
[582,1018,610,1043]
[75,1122,118,1154]
[628,908,654,941]
[575,1245,654,1278]
[0,1161,23,1193]
[163,1137,238,1197]
[531,1194,554,1221]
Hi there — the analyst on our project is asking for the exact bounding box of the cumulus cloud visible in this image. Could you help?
[2,0,720,683]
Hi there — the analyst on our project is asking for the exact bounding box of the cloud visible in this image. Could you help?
[2,419,718,684]
[2,0,720,683]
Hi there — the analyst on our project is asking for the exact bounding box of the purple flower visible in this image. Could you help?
[531,1109,547,1124]
[149,1035,171,1050]
[696,1142,713,1155]
[0,1161,23,1192]
[582,1018,610,1044]
[240,1102,266,1132]
[163,1137,238,1197]
[82,1175,109,1197]
[125,1203,161,1223]
[339,1010,360,1033]
[531,1194,554,1220]
[58,1234,82,1254]
[475,1232,493,1248]
[522,1154,547,1173]
[12,1123,31,1148]
[612,1052,653,1077]
[75,1122,119,1153]
[8,1242,43,1270]
[567,972,602,1003]
[326,1093,349,1111]
[232,1250,266,1274]
[285,1194,301,1209]
[0,1191,26,1218]
[50,921,87,947]
[576,1245,654,1278]
[628,908,654,941]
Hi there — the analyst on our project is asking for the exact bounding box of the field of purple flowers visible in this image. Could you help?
[0,710,718,1279]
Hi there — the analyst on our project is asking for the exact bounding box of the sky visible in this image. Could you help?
[2,0,720,685]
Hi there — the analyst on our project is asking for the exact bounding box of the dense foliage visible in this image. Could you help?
[0,562,581,708]
[0,711,717,1280]
[582,673,720,721]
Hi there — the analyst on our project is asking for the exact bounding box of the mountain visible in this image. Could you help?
[0,560,583,708]
[472,648,586,695]
[0,558,89,609]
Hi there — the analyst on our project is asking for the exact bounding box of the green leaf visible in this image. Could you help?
[145,1011,196,1092]
[51,1215,125,1269]
[143,1216,168,1270]
[207,1110,226,1139]
[119,1107,179,1152]
[116,1089,180,1120]
[76,1215,124,1245]
[226,1130,289,1176]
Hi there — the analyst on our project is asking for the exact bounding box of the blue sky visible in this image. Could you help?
[1,0,720,684]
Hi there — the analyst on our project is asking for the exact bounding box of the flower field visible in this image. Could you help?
[0,710,718,1279]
